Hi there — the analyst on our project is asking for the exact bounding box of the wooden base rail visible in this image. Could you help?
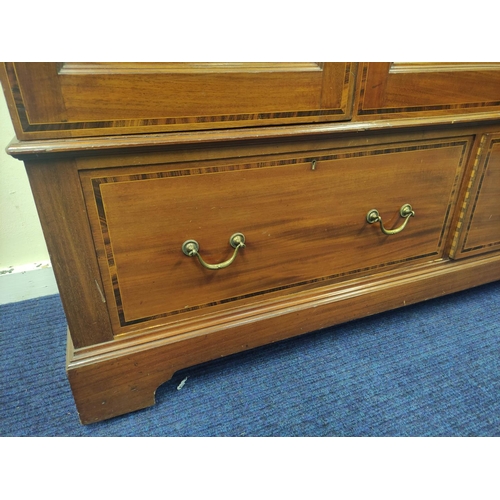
[67,254,500,424]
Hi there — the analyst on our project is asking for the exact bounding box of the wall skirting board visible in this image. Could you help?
[0,261,58,304]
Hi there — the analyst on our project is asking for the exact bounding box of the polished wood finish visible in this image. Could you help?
[25,159,113,347]
[6,112,500,160]
[1,63,499,424]
[1,62,356,140]
[450,133,500,258]
[356,62,500,119]
[68,253,500,424]
[79,136,470,336]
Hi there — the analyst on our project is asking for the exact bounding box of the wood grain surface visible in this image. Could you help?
[451,133,500,257]
[0,62,356,139]
[357,62,500,118]
[2,62,499,424]
[80,137,471,335]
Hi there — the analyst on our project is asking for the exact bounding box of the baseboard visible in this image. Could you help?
[0,262,59,304]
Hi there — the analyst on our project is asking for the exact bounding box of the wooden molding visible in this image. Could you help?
[67,253,500,424]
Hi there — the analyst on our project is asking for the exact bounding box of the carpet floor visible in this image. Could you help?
[1,281,499,436]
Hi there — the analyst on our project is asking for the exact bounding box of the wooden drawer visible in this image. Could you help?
[0,62,356,140]
[80,136,471,336]
[451,133,500,258]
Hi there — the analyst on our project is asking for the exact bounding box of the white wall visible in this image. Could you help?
[0,82,58,303]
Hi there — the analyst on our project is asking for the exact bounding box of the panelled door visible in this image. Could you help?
[1,62,357,140]
[356,62,500,119]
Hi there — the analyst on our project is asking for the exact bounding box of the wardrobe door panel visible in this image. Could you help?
[357,63,500,119]
[1,62,357,139]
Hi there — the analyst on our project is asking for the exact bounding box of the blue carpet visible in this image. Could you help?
[1,281,499,436]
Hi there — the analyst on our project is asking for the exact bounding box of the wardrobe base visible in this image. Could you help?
[66,254,500,424]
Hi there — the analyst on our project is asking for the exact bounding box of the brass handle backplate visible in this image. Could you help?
[366,204,415,235]
[182,233,246,270]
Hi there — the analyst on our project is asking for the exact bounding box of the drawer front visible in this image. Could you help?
[1,62,356,140]
[81,137,470,335]
[451,133,500,258]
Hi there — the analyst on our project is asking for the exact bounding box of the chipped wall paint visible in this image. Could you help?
[0,261,58,304]
[0,85,50,268]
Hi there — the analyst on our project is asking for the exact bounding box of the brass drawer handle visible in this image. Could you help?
[366,204,415,235]
[182,233,246,270]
